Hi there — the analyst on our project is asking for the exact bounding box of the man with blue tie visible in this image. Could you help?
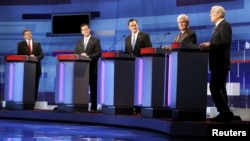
[125,18,152,57]
[124,18,152,115]
[74,23,102,112]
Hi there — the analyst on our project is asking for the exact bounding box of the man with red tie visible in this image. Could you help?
[199,6,241,122]
[17,28,44,103]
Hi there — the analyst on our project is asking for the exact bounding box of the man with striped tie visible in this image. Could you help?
[162,14,197,50]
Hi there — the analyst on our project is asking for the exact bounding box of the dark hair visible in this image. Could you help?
[22,28,31,35]
[127,18,138,26]
[80,23,90,29]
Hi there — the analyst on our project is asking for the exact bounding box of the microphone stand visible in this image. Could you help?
[109,35,126,52]
[159,33,170,48]
[8,48,17,55]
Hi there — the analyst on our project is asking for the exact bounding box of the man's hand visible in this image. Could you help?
[199,42,210,51]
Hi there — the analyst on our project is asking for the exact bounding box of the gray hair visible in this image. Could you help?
[211,5,226,18]
[177,14,189,23]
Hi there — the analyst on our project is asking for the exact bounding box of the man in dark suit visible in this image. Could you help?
[17,28,44,102]
[199,6,240,122]
[163,14,197,50]
[124,18,152,115]
[74,23,102,112]
[125,18,152,56]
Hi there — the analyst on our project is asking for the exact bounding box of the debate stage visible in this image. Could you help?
[0,108,249,138]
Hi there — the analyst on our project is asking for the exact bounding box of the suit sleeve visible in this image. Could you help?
[34,42,44,60]
[144,34,152,47]
[88,39,102,61]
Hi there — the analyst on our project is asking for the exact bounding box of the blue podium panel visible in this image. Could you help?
[4,55,37,110]
[138,48,171,118]
[55,54,91,112]
[168,51,208,109]
[141,56,167,107]
[134,58,143,106]
[167,42,208,121]
[102,60,115,105]
[98,52,135,115]
[55,62,89,104]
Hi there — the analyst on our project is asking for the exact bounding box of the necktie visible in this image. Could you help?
[27,41,32,54]
[84,38,88,50]
[174,33,182,42]
[131,35,136,50]
[213,26,216,33]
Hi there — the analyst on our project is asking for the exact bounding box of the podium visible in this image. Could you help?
[4,55,37,110]
[167,42,208,121]
[98,52,135,115]
[138,48,172,118]
[55,54,91,112]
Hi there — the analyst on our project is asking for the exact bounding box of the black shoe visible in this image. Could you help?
[134,106,141,115]
[210,112,234,122]
[232,115,242,121]
[89,110,97,113]
[90,104,97,112]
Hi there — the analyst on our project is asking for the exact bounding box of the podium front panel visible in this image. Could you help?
[97,58,135,107]
[55,61,89,104]
[168,51,208,110]
[134,58,143,105]
[141,56,166,107]
[4,62,36,103]
[102,60,115,105]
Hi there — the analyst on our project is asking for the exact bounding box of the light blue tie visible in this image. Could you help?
[131,34,136,50]
[84,38,88,50]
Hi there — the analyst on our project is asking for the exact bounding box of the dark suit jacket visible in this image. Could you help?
[17,40,44,75]
[173,28,197,44]
[74,36,102,74]
[209,19,232,72]
[125,32,152,56]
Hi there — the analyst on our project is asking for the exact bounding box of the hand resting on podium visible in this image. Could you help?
[80,52,89,58]
[162,45,172,51]
[199,42,210,51]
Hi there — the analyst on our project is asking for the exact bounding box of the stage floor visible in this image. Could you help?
[0,108,249,138]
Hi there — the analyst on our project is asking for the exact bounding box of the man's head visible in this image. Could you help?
[210,5,225,23]
[80,23,91,37]
[128,18,139,34]
[177,14,190,32]
[23,28,32,40]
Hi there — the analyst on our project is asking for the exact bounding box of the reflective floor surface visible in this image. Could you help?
[0,119,206,141]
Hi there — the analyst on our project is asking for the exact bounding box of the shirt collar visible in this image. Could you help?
[215,18,224,27]
[132,31,139,36]
[26,39,32,42]
[84,35,91,40]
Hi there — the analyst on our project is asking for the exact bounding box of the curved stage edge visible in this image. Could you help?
[0,109,249,137]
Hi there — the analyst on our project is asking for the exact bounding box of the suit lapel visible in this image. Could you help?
[128,35,133,51]
[133,32,142,51]
[85,37,91,51]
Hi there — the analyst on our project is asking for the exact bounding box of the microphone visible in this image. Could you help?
[9,48,17,55]
[109,34,126,52]
[151,32,170,42]
[159,32,170,48]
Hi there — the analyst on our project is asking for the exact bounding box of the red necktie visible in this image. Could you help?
[27,41,32,54]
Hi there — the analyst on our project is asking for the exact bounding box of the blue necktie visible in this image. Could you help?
[131,35,136,50]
